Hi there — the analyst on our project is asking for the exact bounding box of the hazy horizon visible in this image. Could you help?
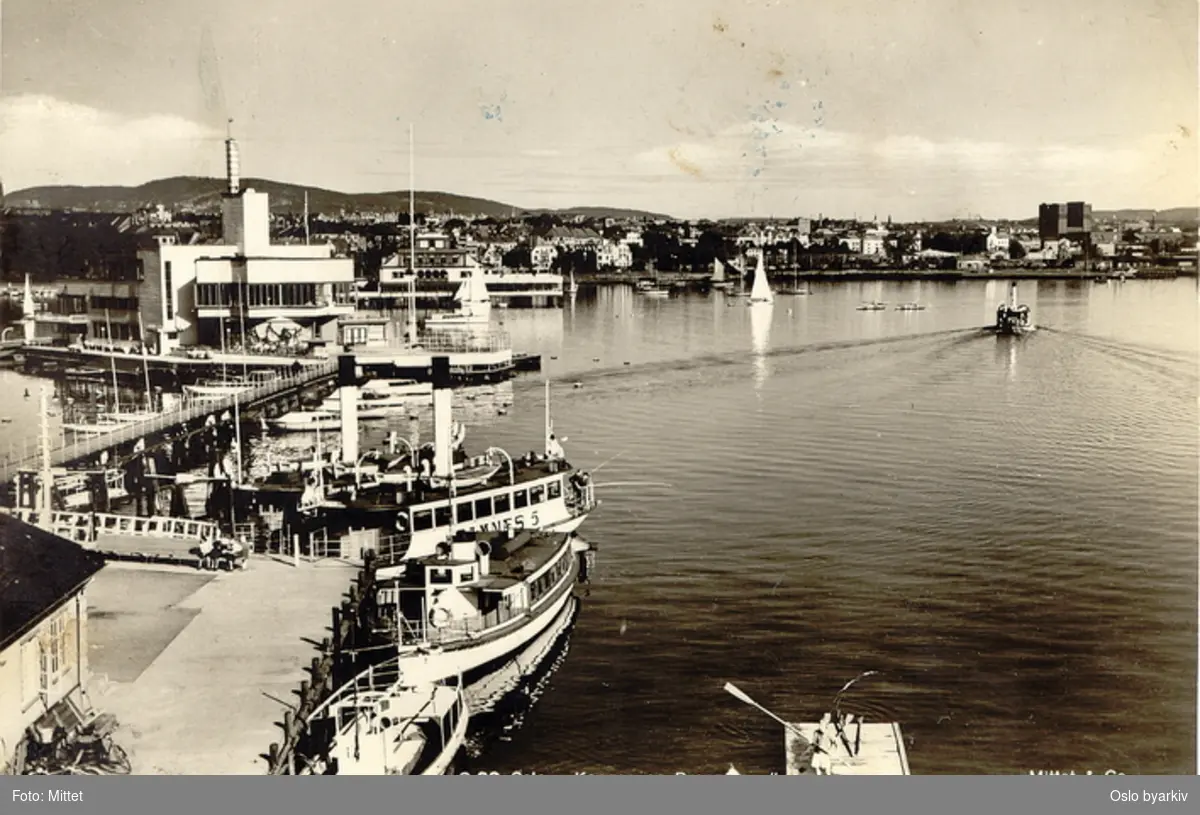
[1,0,1196,221]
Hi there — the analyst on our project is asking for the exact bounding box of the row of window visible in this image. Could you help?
[92,321,135,340]
[90,295,138,310]
[529,550,572,605]
[195,282,354,309]
[411,478,563,532]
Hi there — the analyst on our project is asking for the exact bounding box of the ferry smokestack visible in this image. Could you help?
[1009,281,1019,310]
[225,122,240,195]
[337,354,358,464]
[431,356,453,478]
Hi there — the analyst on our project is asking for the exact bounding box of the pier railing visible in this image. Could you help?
[0,507,220,545]
[0,360,338,483]
[410,330,512,354]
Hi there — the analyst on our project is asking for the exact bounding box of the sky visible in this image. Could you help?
[1,0,1196,220]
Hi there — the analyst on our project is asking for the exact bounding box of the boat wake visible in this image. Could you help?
[1037,326,1198,369]
[525,328,982,394]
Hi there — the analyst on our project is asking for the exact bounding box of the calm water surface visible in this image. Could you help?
[1,278,1196,774]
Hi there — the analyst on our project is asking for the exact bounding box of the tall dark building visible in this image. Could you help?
[1038,201,1093,242]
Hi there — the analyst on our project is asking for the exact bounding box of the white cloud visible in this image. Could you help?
[620,120,1197,218]
[0,94,220,190]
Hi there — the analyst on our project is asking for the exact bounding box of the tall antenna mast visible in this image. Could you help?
[408,124,418,345]
[303,190,310,245]
[224,118,240,195]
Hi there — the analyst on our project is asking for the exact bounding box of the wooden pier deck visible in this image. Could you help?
[784,720,911,775]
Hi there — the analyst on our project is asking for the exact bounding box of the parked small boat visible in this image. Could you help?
[300,661,468,776]
[319,379,433,413]
[184,370,280,401]
[268,409,388,433]
[895,303,925,311]
[856,301,887,311]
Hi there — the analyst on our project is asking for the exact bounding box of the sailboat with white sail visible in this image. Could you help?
[566,270,579,296]
[426,270,493,328]
[710,258,730,291]
[747,251,774,305]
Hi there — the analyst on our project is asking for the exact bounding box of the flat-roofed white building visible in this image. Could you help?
[136,138,354,354]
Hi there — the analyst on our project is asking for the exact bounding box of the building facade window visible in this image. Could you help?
[164,261,174,320]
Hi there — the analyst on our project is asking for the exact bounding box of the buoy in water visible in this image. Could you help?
[573,382,582,389]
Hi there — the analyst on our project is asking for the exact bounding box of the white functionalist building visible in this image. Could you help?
[137,137,355,355]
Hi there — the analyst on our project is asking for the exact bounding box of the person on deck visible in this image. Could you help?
[546,434,565,472]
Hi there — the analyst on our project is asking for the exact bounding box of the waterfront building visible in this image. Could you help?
[376,232,562,304]
[1038,201,1093,243]
[135,137,355,355]
[0,516,107,773]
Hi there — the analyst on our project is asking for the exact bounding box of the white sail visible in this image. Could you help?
[748,252,774,304]
[439,269,492,323]
[712,258,726,283]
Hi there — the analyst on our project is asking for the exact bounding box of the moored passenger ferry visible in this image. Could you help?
[373,526,596,682]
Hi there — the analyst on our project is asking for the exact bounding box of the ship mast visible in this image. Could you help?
[408,124,418,346]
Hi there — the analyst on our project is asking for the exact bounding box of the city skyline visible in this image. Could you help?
[1,0,1196,221]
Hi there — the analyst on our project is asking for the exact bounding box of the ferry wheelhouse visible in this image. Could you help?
[297,660,467,775]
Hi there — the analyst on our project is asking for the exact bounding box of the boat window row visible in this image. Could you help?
[411,477,562,532]
[529,549,572,605]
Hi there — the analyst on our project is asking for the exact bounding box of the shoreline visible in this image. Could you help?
[578,268,1195,284]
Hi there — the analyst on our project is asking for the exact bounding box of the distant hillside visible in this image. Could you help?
[533,206,672,220]
[3,177,525,218]
[1092,207,1198,224]
[2,177,672,220]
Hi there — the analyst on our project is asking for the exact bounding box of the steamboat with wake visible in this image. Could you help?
[235,354,600,684]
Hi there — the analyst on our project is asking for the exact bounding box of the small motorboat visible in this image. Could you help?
[856,301,887,311]
[895,303,926,311]
[268,409,386,433]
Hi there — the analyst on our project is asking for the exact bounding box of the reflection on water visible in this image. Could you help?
[499,306,565,353]
[995,336,1019,383]
[748,302,772,391]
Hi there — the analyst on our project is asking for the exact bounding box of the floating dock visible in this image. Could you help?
[784,720,911,775]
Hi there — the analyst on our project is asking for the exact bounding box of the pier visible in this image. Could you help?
[85,557,361,775]
[0,360,338,485]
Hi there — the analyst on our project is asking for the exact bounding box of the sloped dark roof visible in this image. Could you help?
[0,515,107,652]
